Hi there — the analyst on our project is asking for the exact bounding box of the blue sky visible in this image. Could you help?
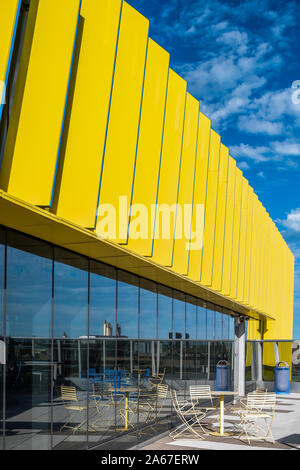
[128,0,300,336]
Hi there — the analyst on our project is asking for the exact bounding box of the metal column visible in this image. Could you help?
[234,317,246,397]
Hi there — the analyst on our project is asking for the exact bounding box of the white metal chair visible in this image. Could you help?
[232,392,277,445]
[169,389,207,440]
[189,385,218,413]
[90,382,124,430]
[60,385,97,433]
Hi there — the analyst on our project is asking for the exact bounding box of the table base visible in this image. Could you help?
[210,431,235,437]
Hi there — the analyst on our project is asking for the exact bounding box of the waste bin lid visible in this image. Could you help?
[275,361,290,369]
[216,360,229,367]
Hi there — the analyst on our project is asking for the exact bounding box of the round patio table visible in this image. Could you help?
[210,391,239,437]
[110,386,137,431]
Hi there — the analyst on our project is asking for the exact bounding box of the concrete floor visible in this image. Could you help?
[135,393,300,451]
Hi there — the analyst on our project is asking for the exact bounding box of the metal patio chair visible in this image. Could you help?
[148,368,166,388]
[190,385,218,413]
[60,385,97,433]
[169,389,207,440]
[89,382,124,430]
[232,392,277,445]
[141,383,169,427]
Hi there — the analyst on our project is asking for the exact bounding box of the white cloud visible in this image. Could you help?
[282,208,300,232]
[230,143,270,162]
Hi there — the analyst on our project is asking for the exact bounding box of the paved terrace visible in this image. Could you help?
[131,393,300,451]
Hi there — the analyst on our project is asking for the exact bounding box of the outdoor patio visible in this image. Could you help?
[131,393,300,451]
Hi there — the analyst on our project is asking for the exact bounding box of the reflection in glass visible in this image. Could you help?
[90,262,116,338]
[197,342,209,379]
[0,228,4,449]
[158,286,172,339]
[53,248,88,450]
[140,280,157,339]
[197,301,207,340]
[173,291,185,340]
[117,271,138,339]
[186,296,196,341]
[5,232,52,450]
[207,304,215,340]
[215,305,223,340]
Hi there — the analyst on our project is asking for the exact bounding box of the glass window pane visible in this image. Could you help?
[173,291,185,340]
[5,231,53,450]
[140,279,157,339]
[54,248,88,339]
[6,232,52,338]
[90,261,116,338]
[185,296,196,340]
[197,300,207,340]
[207,304,215,340]
[0,228,4,337]
[215,305,223,340]
[158,286,172,339]
[117,271,138,339]
[0,228,4,450]
[53,248,88,450]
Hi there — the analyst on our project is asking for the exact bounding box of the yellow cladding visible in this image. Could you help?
[172,93,199,275]
[229,167,243,299]
[201,130,221,286]
[95,2,149,243]
[236,177,249,302]
[259,209,270,313]
[53,0,122,228]
[220,156,236,295]
[0,0,294,336]
[211,144,229,291]
[0,0,21,121]
[187,113,211,281]
[151,69,187,267]
[0,0,81,206]
[242,186,254,305]
[127,39,169,256]
[251,198,262,308]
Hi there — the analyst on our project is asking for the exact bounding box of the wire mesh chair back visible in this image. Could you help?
[246,392,276,411]
[190,385,214,406]
[156,384,168,399]
[61,385,78,403]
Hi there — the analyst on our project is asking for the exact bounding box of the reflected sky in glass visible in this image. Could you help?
[6,239,52,338]
[54,250,88,338]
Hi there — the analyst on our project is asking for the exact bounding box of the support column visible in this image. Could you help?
[234,317,246,398]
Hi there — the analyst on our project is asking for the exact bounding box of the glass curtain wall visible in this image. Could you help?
[0,226,237,450]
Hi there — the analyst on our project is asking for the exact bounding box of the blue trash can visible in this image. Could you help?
[215,360,230,391]
[274,361,290,395]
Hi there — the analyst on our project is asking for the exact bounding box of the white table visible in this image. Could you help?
[210,391,238,437]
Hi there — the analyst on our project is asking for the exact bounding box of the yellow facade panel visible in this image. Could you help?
[172,93,199,275]
[127,39,169,256]
[260,208,269,312]
[151,69,187,267]
[229,167,243,299]
[0,0,81,206]
[0,0,21,121]
[242,186,254,305]
[188,113,211,281]
[220,156,236,295]
[200,130,221,286]
[211,144,229,291]
[248,194,259,309]
[95,2,149,243]
[236,177,249,303]
[253,200,264,310]
[52,0,122,228]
